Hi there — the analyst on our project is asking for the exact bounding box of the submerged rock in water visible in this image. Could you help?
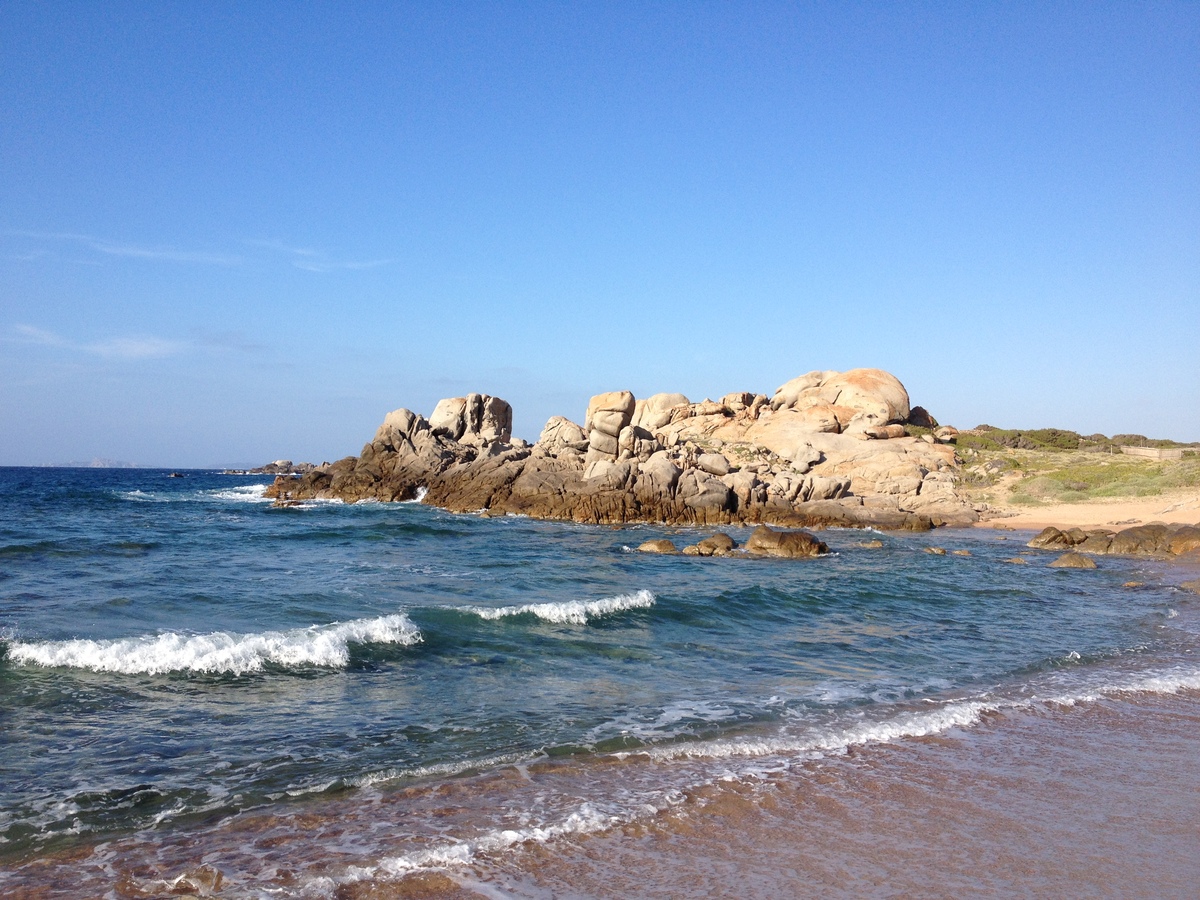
[1049,552,1098,569]
[636,539,677,554]
[743,525,828,558]
[695,533,736,556]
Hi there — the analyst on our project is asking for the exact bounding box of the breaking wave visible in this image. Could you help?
[630,662,1200,764]
[461,590,656,625]
[4,614,422,676]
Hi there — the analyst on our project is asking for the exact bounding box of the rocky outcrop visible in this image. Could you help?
[224,459,316,476]
[1027,523,1200,559]
[635,528,824,559]
[266,369,981,530]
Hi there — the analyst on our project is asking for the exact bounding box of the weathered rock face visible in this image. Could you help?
[632,393,690,431]
[585,391,636,464]
[429,393,512,446]
[266,370,978,530]
[538,416,587,451]
[770,368,910,432]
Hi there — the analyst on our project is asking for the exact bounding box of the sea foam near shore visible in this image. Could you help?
[5,613,422,675]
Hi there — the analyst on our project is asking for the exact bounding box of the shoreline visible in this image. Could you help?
[490,690,1200,899]
[973,490,1200,532]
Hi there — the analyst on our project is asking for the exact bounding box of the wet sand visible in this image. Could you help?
[4,692,1199,898]
[487,693,1200,899]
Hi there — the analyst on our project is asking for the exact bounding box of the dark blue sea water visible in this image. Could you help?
[1,467,1198,896]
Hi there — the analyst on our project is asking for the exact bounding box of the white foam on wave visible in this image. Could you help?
[5,614,421,675]
[1042,665,1200,706]
[119,489,166,503]
[633,698,1001,764]
[589,699,741,742]
[208,484,271,503]
[461,590,655,625]
[627,662,1200,765]
[344,750,543,791]
[119,485,272,504]
[339,801,627,883]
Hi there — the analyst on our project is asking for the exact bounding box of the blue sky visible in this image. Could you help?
[2,2,1197,466]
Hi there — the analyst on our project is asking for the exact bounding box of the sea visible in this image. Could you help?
[1,467,1198,898]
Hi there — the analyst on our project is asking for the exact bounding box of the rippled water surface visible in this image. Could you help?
[1,467,1197,896]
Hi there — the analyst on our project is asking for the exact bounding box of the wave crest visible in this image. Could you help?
[464,590,656,625]
[5,614,421,675]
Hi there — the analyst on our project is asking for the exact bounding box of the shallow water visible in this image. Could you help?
[1,467,1197,897]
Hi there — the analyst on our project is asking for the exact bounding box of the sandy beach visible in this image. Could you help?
[975,489,1200,532]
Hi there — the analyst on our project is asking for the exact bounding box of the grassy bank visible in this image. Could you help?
[958,447,1200,507]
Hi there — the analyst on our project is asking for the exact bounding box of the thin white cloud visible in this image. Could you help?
[290,257,391,273]
[5,230,388,273]
[86,336,185,359]
[11,324,67,346]
[6,231,243,266]
[246,237,391,273]
[6,324,186,360]
[244,238,320,258]
[192,329,267,353]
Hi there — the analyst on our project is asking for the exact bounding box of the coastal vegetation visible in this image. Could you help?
[958,441,1200,506]
[957,426,1200,454]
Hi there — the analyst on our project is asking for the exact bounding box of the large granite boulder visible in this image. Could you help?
[632,393,690,431]
[770,369,910,432]
[744,524,829,558]
[538,416,587,451]
[585,391,636,463]
[586,391,636,437]
[429,393,512,445]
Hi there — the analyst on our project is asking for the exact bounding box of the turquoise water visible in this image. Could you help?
[1,467,1197,893]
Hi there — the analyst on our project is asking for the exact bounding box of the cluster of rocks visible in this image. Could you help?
[224,460,317,476]
[1027,523,1200,558]
[265,369,981,530]
[636,525,829,558]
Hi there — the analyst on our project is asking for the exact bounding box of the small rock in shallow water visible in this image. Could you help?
[1123,581,1144,588]
[1049,552,1098,569]
[925,547,947,555]
[952,549,971,556]
[1181,579,1200,595]
[696,533,736,556]
[744,524,828,559]
[637,539,676,554]
[1004,557,1028,564]
[858,539,884,549]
